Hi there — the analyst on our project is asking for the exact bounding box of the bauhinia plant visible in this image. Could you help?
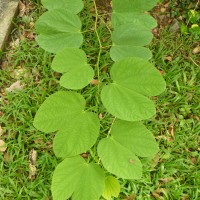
[33,0,166,199]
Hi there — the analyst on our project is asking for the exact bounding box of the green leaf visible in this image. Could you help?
[101,84,155,121]
[98,119,158,179]
[52,156,105,200]
[112,12,157,29]
[102,176,120,200]
[112,24,153,46]
[98,138,142,179]
[110,45,152,61]
[53,112,99,158]
[111,120,159,157]
[101,57,166,121]
[189,25,200,35]
[188,10,200,24]
[181,23,188,35]
[35,9,83,53]
[112,0,157,13]
[33,91,100,157]
[110,58,166,96]
[52,48,94,89]
[42,0,84,14]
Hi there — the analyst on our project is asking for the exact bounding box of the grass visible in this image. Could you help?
[0,0,200,199]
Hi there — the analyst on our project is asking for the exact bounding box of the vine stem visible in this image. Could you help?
[107,117,116,138]
[93,0,102,93]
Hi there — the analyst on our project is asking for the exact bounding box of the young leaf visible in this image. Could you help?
[33,91,100,157]
[51,48,94,90]
[35,9,83,53]
[101,57,166,121]
[110,45,152,62]
[102,176,120,200]
[112,0,157,13]
[42,0,84,14]
[52,156,105,200]
[98,138,142,179]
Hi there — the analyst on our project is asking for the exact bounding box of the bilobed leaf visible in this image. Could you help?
[35,9,83,53]
[98,138,142,179]
[33,91,100,157]
[110,58,166,96]
[52,156,105,200]
[42,0,84,14]
[98,119,158,179]
[110,45,152,61]
[101,57,166,121]
[72,163,105,200]
[112,12,157,29]
[102,176,120,200]
[101,84,155,121]
[53,112,99,158]
[112,24,153,46]
[112,0,157,13]
[111,120,159,157]
[52,48,94,89]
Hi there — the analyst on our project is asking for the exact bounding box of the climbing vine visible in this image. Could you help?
[33,0,166,199]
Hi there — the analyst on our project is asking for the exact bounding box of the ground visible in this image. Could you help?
[0,0,199,199]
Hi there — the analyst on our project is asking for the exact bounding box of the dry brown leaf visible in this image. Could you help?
[10,39,20,49]
[98,113,103,120]
[125,193,135,200]
[159,177,174,183]
[23,31,35,40]
[4,152,12,162]
[164,56,172,62]
[182,195,189,200]
[91,79,99,85]
[6,81,24,92]
[160,7,166,13]
[29,163,37,180]
[29,22,35,28]
[167,124,174,138]
[81,153,89,158]
[152,28,159,37]
[152,188,167,200]
[191,157,197,164]
[29,149,37,165]
[0,140,7,152]
[192,46,200,54]
[1,61,7,70]
[18,1,26,17]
